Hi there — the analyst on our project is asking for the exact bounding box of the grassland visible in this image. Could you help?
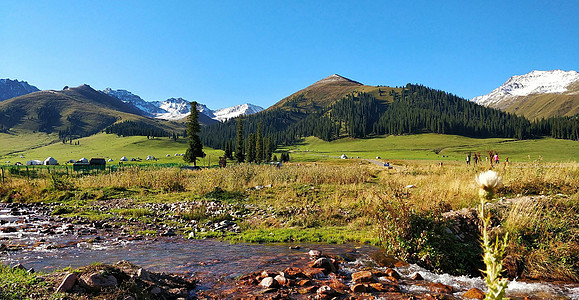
[283,134,579,162]
[3,133,576,167]
[0,132,223,166]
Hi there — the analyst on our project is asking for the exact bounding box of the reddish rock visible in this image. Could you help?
[284,267,304,278]
[317,285,336,295]
[302,267,326,279]
[463,287,485,299]
[429,282,453,294]
[259,277,279,289]
[297,279,313,286]
[309,257,338,274]
[369,282,400,292]
[328,279,349,292]
[411,272,424,280]
[298,285,318,294]
[56,273,77,293]
[385,268,401,280]
[394,261,409,267]
[351,270,376,283]
[381,276,399,285]
[350,283,369,293]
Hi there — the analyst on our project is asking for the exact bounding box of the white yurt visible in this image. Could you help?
[146,155,154,160]
[77,157,89,163]
[120,156,128,162]
[26,160,42,165]
[68,159,76,163]
[107,158,114,162]
[339,154,348,159]
[43,157,58,165]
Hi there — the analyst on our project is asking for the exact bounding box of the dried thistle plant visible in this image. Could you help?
[476,170,509,300]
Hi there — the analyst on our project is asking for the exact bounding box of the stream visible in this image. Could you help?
[1,203,578,299]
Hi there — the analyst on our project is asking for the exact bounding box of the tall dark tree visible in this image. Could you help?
[184,101,204,166]
[235,117,245,163]
[246,133,256,163]
[256,122,264,163]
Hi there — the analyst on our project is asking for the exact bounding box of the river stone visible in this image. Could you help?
[137,268,151,281]
[429,282,453,294]
[150,286,161,295]
[351,283,369,292]
[385,268,401,279]
[274,274,288,286]
[56,273,78,293]
[370,282,399,292]
[411,272,424,280]
[351,270,376,283]
[463,287,485,299]
[259,277,279,289]
[80,272,118,290]
[302,267,326,279]
[308,249,321,257]
[316,285,335,295]
[310,257,337,273]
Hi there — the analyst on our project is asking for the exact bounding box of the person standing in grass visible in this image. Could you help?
[466,153,471,165]
[473,152,479,165]
[494,153,499,166]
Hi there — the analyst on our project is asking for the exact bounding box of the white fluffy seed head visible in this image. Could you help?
[476,170,502,191]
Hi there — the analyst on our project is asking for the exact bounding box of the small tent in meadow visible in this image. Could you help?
[120,156,128,162]
[107,158,114,162]
[339,154,348,159]
[43,157,58,165]
[77,157,89,163]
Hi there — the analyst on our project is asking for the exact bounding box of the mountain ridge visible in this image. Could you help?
[0,78,40,101]
[472,70,579,119]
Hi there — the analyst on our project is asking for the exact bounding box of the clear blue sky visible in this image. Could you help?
[1,1,577,109]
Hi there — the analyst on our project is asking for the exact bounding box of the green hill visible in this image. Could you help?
[0,84,186,141]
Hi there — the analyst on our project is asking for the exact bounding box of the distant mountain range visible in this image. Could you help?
[472,70,579,119]
[102,88,264,122]
[0,79,40,101]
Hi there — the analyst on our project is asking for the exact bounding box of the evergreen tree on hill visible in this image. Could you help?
[184,101,204,166]
[235,117,245,163]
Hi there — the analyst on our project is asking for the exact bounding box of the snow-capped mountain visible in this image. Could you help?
[103,88,263,121]
[103,88,164,116]
[472,70,579,108]
[213,103,264,122]
[153,98,191,120]
[0,78,40,101]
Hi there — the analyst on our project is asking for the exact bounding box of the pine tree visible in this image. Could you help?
[184,101,205,166]
[246,133,256,163]
[256,122,264,163]
[235,117,245,163]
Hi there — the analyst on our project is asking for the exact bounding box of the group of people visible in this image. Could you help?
[466,150,508,168]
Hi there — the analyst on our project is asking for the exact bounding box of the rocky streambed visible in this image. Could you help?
[1,202,578,299]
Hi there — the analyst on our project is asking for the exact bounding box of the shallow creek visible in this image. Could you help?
[1,204,577,299]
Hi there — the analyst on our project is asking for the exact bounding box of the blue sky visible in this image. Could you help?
[1,1,577,109]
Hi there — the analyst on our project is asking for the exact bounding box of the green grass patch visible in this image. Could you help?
[0,265,50,300]
[115,208,153,218]
[227,226,380,245]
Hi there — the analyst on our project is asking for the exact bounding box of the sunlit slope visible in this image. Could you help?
[285,134,579,162]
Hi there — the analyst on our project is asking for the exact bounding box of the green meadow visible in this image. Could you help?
[0,132,223,166]
[284,134,579,162]
[1,132,577,166]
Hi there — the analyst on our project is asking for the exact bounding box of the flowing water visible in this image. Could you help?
[1,204,578,299]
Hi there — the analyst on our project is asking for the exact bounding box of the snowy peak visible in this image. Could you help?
[0,78,40,101]
[213,103,264,122]
[311,74,363,87]
[472,70,579,107]
[102,87,262,122]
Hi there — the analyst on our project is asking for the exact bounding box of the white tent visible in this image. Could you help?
[146,155,156,161]
[68,159,76,163]
[107,158,114,162]
[120,156,128,161]
[43,157,58,165]
[339,154,348,159]
[77,157,89,163]
[26,160,42,165]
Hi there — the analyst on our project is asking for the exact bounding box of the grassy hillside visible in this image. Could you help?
[0,130,59,158]
[282,134,579,162]
[502,93,579,120]
[0,132,223,166]
[0,85,186,137]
